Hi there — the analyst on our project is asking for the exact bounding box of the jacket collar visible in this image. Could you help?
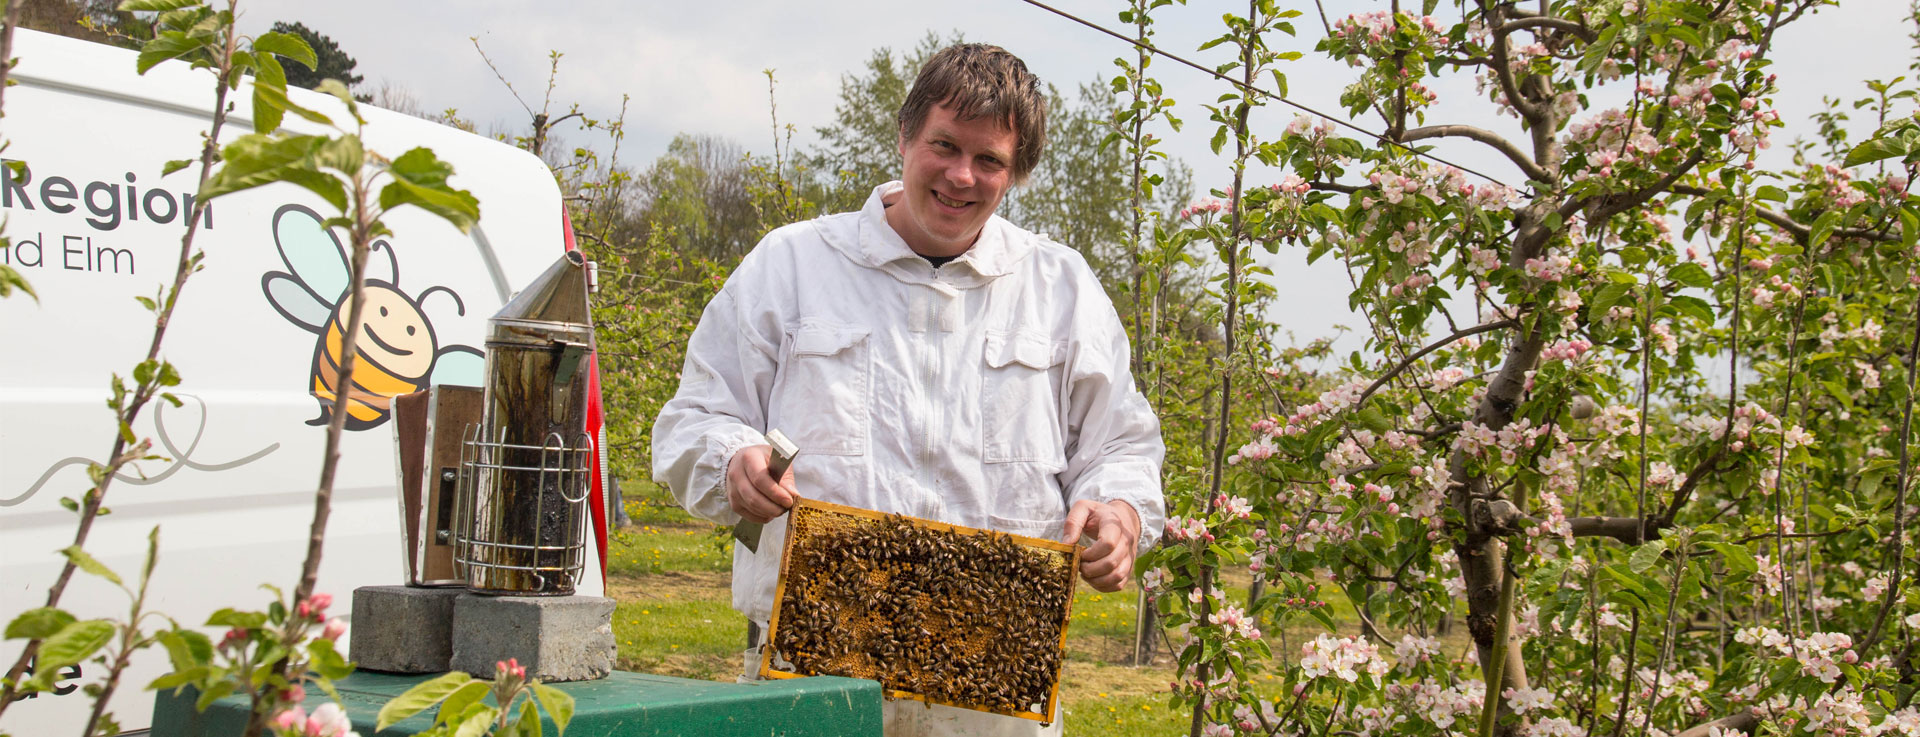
[830,181,1032,281]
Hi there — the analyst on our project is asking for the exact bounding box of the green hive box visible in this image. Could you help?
[151,671,882,737]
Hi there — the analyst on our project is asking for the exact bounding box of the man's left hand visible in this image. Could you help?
[1063,500,1141,593]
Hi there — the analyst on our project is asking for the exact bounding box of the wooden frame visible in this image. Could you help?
[757,497,1080,723]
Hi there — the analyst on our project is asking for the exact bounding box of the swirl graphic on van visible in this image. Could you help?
[2,394,277,507]
[261,204,484,431]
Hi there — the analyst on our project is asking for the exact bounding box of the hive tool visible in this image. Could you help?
[731,429,800,553]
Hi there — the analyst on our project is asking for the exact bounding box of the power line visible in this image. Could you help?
[1018,0,1533,196]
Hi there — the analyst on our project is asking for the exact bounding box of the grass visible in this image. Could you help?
[606,518,732,577]
[605,495,1323,737]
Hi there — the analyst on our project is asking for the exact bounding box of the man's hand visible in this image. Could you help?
[727,444,796,524]
[1063,500,1141,593]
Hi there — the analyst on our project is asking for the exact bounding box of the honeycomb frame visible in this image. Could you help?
[758,497,1080,723]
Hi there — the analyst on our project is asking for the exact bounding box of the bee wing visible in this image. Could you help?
[430,346,485,388]
[272,204,350,305]
[261,272,332,333]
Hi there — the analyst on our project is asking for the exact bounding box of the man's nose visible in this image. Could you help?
[944,160,975,189]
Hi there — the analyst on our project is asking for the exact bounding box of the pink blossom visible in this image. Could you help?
[303,702,354,737]
[270,706,305,734]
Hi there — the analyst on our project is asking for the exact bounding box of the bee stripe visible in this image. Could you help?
[314,318,425,423]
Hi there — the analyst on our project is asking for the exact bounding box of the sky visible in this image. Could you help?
[231,0,1913,357]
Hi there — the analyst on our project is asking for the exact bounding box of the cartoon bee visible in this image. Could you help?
[261,204,485,431]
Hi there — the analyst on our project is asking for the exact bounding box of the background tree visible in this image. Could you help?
[17,0,144,48]
[629,134,763,261]
[269,20,361,92]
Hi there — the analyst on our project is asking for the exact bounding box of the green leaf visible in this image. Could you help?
[148,666,209,692]
[117,0,201,12]
[531,682,574,737]
[36,620,115,674]
[1845,136,1910,168]
[1809,210,1840,249]
[1588,282,1632,322]
[436,681,492,727]
[201,133,347,211]
[135,31,206,75]
[204,608,268,629]
[1601,564,1659,606]
[315,79,363,124]
[251,80,333,132]
[380,148,479,233]
[510,698,543,737]
[378,671,474,731]
[315,136,365,176]
[1352,406,1391,433]
[252,30,317,71]
[1628,539,1669,574]
[306,638,355,680]
[249,53,289,134]
[6,608,76,640]
[140,525,161,585]
[1578,25,1618,75]
[0,264,36,302]
[1704,542,1758,582]
[1666,295,1715,323]
[61,545,122,585]
[194,679,235,712]
[157,629,214,671]
[1668,262,1712,288]
[454,707,499,737]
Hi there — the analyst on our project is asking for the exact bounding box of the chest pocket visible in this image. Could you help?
[981,330,1067,467]
[779,323,870,456]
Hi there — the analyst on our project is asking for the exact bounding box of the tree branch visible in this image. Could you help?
[1589,149,1709,223]
[1496,16,1598,43]
[1401,125,1552,183]
[1657,443,1731,526]
[1310,180,1370,195]
[1485,9,1544,121]
[1354,318,1517,408]
[1569,515,1665,545]
[1673,711,1760,737]
[1670,184,1898,244]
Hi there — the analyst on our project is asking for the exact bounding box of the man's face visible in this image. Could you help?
[885,102,1019,258]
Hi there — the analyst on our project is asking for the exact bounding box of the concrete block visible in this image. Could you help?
[450,594,615,683]
[349,585,462,674]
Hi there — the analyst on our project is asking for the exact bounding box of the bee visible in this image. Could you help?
[261,204,484,430]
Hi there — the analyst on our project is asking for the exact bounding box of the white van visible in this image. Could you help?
[0,29,609,735]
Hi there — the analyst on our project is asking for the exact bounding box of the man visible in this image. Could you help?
[652,43,1164,735]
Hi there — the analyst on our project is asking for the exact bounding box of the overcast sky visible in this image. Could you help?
[231,0,1911,357]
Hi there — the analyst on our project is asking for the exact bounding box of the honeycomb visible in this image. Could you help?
[759,498,1080,723]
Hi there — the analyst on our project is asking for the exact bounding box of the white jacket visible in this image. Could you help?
[652,182,1166,622]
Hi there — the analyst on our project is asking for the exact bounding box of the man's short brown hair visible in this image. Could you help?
[897,43,1048,183]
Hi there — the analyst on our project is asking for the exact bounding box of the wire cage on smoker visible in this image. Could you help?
[451,424,593,595]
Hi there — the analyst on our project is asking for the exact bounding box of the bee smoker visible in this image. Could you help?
[452,250,596,595]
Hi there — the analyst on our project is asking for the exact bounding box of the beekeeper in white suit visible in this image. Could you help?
[653,42,1166,736]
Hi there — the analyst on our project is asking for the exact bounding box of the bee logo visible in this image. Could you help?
[261,204,484,431]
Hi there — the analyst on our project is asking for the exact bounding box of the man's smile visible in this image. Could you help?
[932,191,973,210]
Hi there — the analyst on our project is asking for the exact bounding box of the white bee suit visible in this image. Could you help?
[653,181,1167,735]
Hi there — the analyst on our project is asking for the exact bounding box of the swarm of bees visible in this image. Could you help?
[765,505,1077,721]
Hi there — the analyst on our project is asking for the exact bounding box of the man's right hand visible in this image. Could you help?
[727,444,796,523]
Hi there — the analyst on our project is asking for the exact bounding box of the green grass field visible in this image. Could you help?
[605,498,1336,736]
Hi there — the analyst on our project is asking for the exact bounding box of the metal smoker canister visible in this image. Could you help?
[455,250,595,595]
